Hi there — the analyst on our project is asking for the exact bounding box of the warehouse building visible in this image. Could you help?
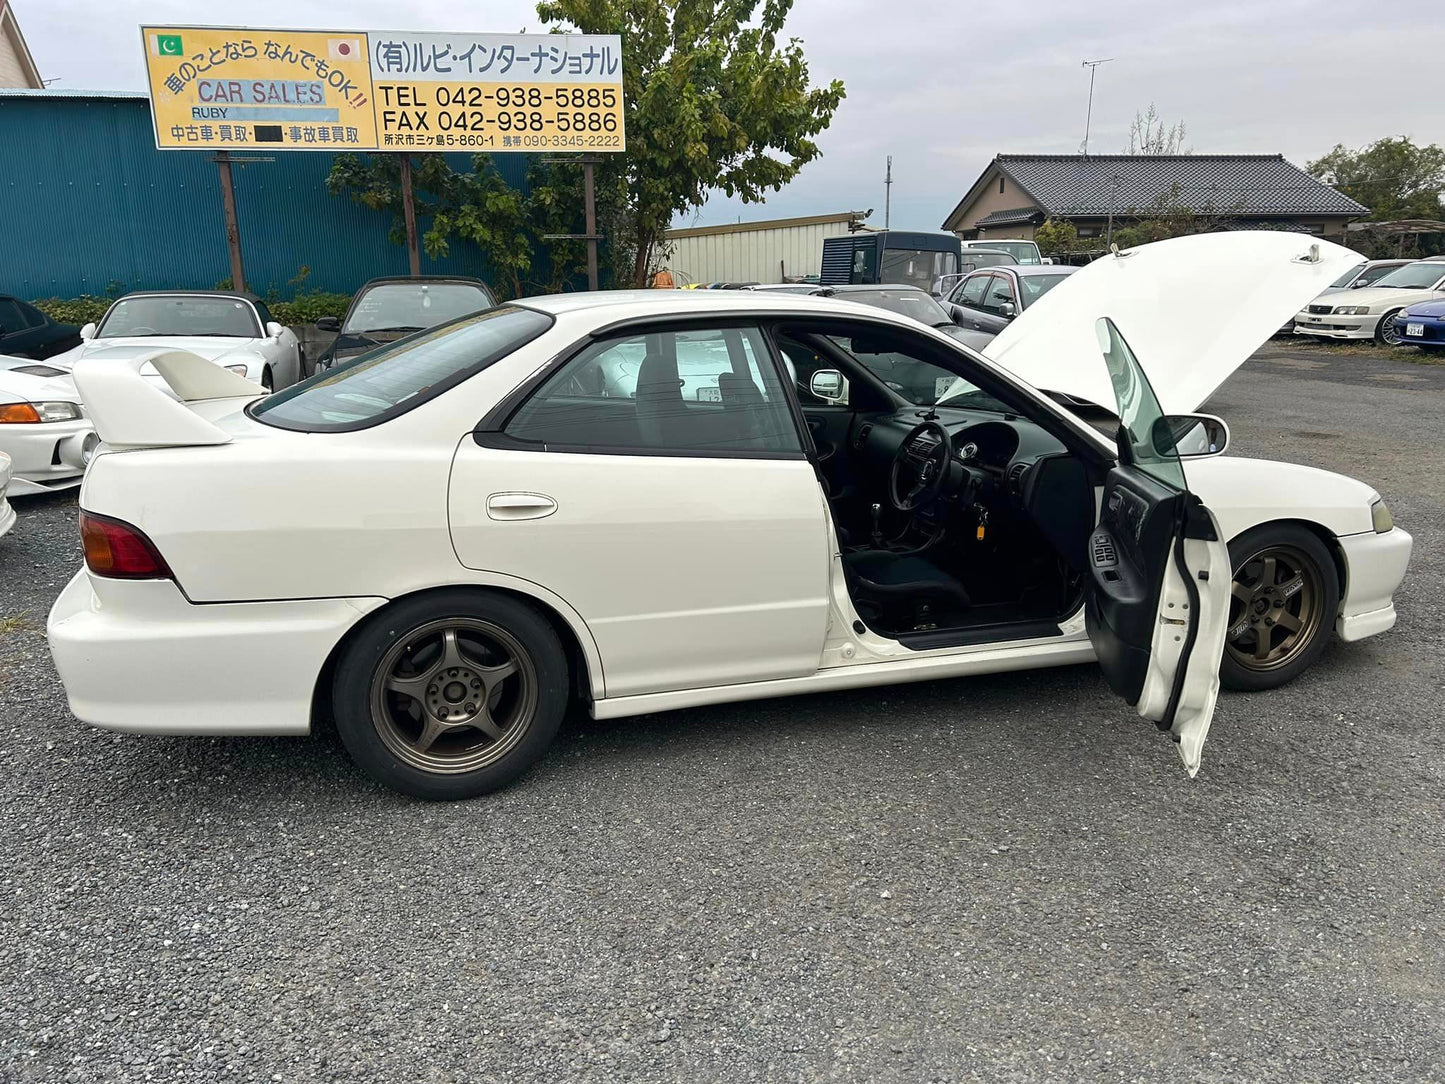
[662,211,870,286]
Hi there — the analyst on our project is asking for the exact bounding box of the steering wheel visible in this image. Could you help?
[889,420,953,512]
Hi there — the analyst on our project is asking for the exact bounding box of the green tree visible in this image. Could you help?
[1032,217,1077,257]
[1307,136,1445,221]
[327,153,534,299]
[535,0,846,286]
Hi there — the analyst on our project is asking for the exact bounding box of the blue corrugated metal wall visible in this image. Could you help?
[0,94,531,299]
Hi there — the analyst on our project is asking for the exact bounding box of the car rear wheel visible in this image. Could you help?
[1375,309,1404,346]
[332,589,569,799]
[1220,524,1339,692]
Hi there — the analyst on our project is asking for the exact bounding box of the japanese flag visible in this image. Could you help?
[328,38,362,61]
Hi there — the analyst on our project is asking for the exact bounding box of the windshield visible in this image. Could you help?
[1018,272,1073,303]
[344,282,494,334]
[1329,261,1367,289]
[251,305,551,432]
[878,249,958,291]
[97,296,259,339]
[972,240,1041,265]
[840,287,954,327]
[1371,262,1445,290]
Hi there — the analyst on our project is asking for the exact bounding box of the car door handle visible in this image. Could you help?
[486,492,557,521]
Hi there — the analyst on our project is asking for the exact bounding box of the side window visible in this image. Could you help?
[981,274,1017,316]
[778,338,849,406]
[954,273,991,308]
[253,301,276,328]
[505,326,803,456]
[0,299,24,333]
[17,301,47,328]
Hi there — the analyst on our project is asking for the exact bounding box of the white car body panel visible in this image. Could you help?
[983,232,1363,414]
[47,256,1412,777]
[0,450,15,538]
[0,357,95,495]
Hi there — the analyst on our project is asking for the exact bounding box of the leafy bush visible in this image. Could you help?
[30,296,113,326]
[270,291,351,326]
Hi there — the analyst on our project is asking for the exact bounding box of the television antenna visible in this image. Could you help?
[1080,58,1114,155]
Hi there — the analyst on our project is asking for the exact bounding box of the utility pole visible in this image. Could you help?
[884,156,892,229]
[1080,58,1114,156]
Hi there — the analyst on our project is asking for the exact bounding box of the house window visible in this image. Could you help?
[998,176,1005,195]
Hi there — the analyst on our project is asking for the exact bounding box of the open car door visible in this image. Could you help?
[1085,318,1231,776]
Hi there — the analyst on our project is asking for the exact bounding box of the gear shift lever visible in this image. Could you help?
[870,502,884,549]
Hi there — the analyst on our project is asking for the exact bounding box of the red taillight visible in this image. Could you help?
[79,511,174,580]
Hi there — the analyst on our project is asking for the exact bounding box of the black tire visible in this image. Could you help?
[1220,524,1339,692]
[1374,309,1404,346]
[332,589,569,799]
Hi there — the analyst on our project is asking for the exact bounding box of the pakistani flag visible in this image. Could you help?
[153,33,184,57]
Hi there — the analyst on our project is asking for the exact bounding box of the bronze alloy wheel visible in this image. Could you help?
[368,617,538,775]
[1225,544,1326,672]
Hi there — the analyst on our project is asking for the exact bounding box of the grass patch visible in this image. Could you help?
[1261,337,1443,363]
[0,612,31,637]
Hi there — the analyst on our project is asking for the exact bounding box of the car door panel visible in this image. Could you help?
[449,446,831,697]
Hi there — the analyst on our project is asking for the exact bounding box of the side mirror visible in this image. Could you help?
[315,316,341,333]
[1352,278,1368,288]
[809,368,847,403]
[265,320,285,339]
[1153,413,1230,458]
[1000,301,1017,319]
[80,322,96,341]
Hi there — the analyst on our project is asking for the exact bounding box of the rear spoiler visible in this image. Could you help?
[71,349,264,450]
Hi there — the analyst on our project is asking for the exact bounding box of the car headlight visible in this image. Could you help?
[1335,306,1370,316]
[224,363,251,377]
[0,400,82,423]
[1371,499,1394,533]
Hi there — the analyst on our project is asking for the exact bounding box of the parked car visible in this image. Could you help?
[314,277,497,372]
[931,250,1019,298]
[0,356,95,495]
[57,291,303,391]
[942,264,1079,340]
[0,450,14,540]
[1391,298,1445,351]
[816,283,995,356]
[1293,257,1445,345]
[960,238,1043,266]
[49,232,1410,801]
[1279,258,1417,334]
[0,296,82,360]
[744,283,826,294]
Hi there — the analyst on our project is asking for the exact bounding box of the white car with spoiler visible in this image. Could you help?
[0,356,96,495]
[48,233,1411,800]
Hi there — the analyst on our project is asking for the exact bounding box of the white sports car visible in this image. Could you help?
[48,233,1412,800]
[0,356,96,495]
[58,290,303,391]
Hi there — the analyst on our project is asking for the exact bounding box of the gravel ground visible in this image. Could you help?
[1,342,1442,1083]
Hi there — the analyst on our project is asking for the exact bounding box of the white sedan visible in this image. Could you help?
[0,356,96,495]
[57,290,303,391]
[48,232,1412,800]
[1293,256,1445,344]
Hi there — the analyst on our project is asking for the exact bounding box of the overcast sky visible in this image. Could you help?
[18,0,1443,230]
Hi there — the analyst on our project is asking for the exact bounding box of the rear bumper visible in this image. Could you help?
[0,418,96,495]
[46,570,385,735]
[1336,527,1412,642]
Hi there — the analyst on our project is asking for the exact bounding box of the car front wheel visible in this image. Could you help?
[1375,309,1405,346]
[1220,524,1339,692]
[332,589,569,799]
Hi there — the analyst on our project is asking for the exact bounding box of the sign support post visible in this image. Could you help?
[583,160,598,293]
[399,153,421,277]
[213,151,247,294]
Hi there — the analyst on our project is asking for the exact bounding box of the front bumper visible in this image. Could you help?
[1293,312,1375,339]
[0,496,14,539]
[1336,527,1413,642]
[0,417,97,495]
[1393,315,1445,345]
[47,570,385,735]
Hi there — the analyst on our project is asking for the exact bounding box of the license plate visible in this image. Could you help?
[1406,322,1424,337]
[1306,316,1321,323]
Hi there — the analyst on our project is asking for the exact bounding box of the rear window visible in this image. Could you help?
[250,305,553,432]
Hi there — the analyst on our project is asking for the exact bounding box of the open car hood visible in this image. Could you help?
[980,232,1362,415]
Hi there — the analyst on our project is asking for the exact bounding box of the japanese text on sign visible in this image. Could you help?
[142,26,626,153]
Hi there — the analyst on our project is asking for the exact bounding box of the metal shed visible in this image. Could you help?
[662,211,868,286]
